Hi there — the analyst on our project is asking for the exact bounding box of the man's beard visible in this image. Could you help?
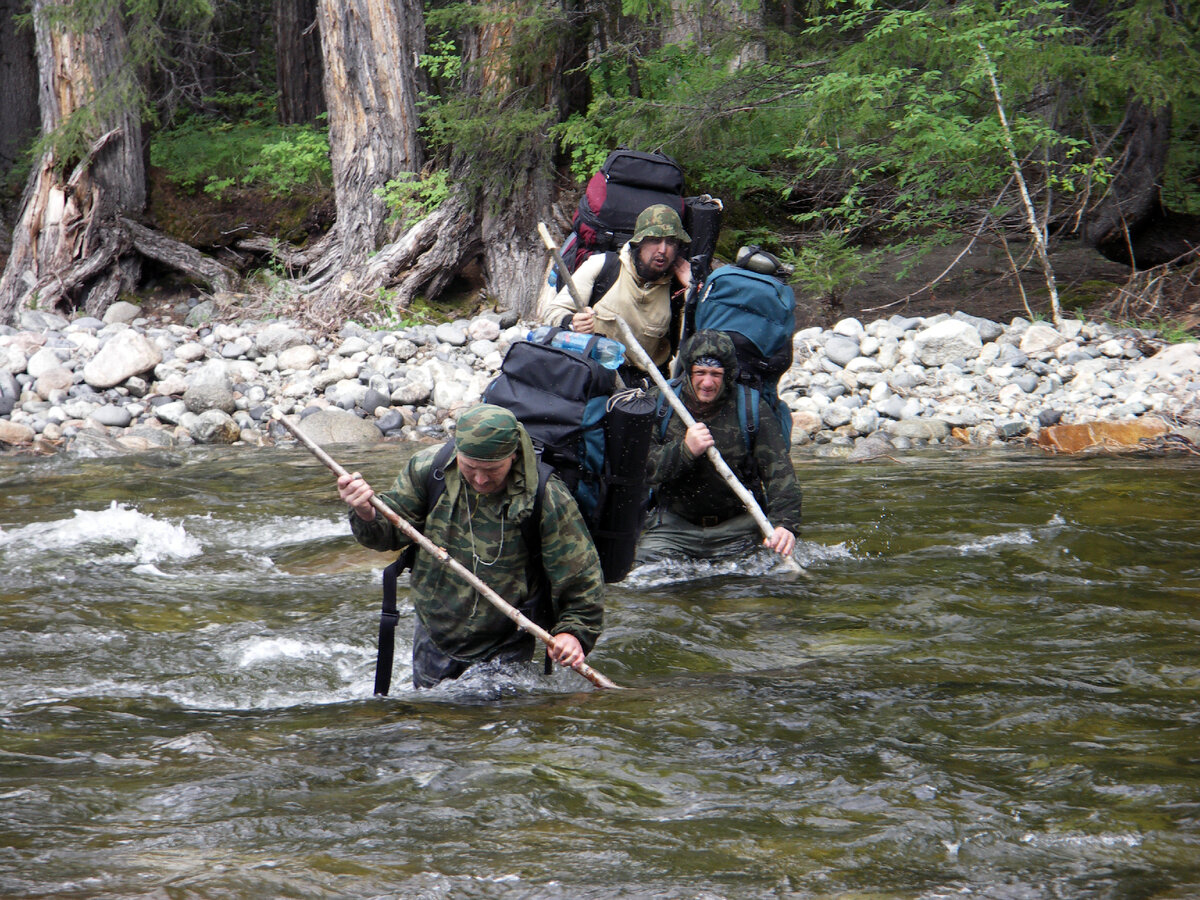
[633,247,671,282]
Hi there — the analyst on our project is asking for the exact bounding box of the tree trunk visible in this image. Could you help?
[465,4,557,318]
[315,0,423,261]
[0,0,146,324]
[275,0,325,125]
[0,0,39,184]
[1083,99,1200,269]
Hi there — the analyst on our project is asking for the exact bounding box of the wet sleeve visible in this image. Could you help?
[646,404,699,487]
[753,401,803,532]
[348,451,433,553]
[537,479,604,654]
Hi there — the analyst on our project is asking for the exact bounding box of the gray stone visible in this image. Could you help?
[102,301,141,324]
[153,400,189,425]
[995,418,1029,438]
[952,311,1004,342]
[891,418,951,441]
[876,396,907,419]
[278,344,320,371]
[361,387,391,414]
[295,408,383,445]
[34,367,74,399]
[1014,373,1039,393]
[183,362,236,414]
[913,319,983,366]
[824,334,861,367]
[821,404,853,428]
[255,323,309,355]
[184,300,217,328]
[1019,323,1066,355]
[26,347,67,379]
[66,428,129,457]
[82,330,163,389]
[190,409,241,444]
[435,322,468,346]
[90,405,134,428]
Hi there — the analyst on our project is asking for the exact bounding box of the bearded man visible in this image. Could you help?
[541,204,692,380]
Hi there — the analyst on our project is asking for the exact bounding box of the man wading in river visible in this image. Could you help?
[638,330,802,562]
[338,404,605,688]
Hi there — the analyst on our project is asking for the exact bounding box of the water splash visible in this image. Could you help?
[0,501,201,565]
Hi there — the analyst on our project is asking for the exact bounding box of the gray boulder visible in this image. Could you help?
[295,408,383,445]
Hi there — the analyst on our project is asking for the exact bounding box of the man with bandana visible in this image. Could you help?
[637,330,802,562]
[541,203,692,379]
[337,404,605,689]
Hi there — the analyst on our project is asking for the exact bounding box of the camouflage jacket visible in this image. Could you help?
[349,433,604,662]
[648,330,802,532]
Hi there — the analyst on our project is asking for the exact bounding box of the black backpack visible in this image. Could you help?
[482,329,656,584]
[559,149,686,273]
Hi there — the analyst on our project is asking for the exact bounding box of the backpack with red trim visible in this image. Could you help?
[558,149,686,274]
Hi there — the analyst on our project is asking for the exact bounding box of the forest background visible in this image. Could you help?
[0,0,1197,337]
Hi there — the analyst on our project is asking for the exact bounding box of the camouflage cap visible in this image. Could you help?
[631,204,691,244]
[454,404,521,461]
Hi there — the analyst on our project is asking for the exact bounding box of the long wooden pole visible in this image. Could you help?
[275,411,621,691]
[536,223,792,555]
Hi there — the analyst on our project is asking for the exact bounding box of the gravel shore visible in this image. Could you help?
[1,298,1197,458]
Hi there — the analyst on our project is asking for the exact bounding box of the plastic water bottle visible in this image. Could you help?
[527,326,626,370]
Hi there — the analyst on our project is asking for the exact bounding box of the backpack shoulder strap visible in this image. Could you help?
[590,251,621,305]
[654,379,686,441]
[736,383,760,454]
[375,441,455,696]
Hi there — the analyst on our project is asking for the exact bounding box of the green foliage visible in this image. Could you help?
[549,0,1200,265]
[151,100,330,199]
[378,170,452,228]
[416,2,566,200]
[788,231,880,306]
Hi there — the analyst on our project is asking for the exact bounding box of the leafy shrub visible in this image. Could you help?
[152,96,331,199]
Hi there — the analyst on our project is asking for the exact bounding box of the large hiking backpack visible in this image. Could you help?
[482,329,656,583]
[559,149,686,273]
[546,149,724,293]
[683,253,797,447]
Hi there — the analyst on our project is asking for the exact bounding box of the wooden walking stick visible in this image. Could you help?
[274,411,621,691]
[537,223,801,569]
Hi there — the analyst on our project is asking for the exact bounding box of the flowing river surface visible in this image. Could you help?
[1,442,1197,899]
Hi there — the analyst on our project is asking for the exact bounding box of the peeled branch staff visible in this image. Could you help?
[537,224,799,568]
[273,410,621,691]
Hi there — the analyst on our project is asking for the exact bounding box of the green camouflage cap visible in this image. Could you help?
[454,404,521,461]
[631,204,691,244]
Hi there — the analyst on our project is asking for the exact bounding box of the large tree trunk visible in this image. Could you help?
[312,0,423,277]
[301,0,563,324]
[275,0,325,125]
[0,0,39,186]
[466,4,557,318]
[1083,99,1200,269]
[0,0,146,324]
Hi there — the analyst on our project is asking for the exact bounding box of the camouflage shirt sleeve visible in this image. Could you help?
[347,447,436,552]
[537,477,605,654]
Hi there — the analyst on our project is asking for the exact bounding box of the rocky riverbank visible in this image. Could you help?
[1,300,1198,458]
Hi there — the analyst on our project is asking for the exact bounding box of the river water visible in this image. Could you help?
[1,442,1197,899]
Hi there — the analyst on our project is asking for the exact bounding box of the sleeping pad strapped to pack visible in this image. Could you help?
[482,328,656,583]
